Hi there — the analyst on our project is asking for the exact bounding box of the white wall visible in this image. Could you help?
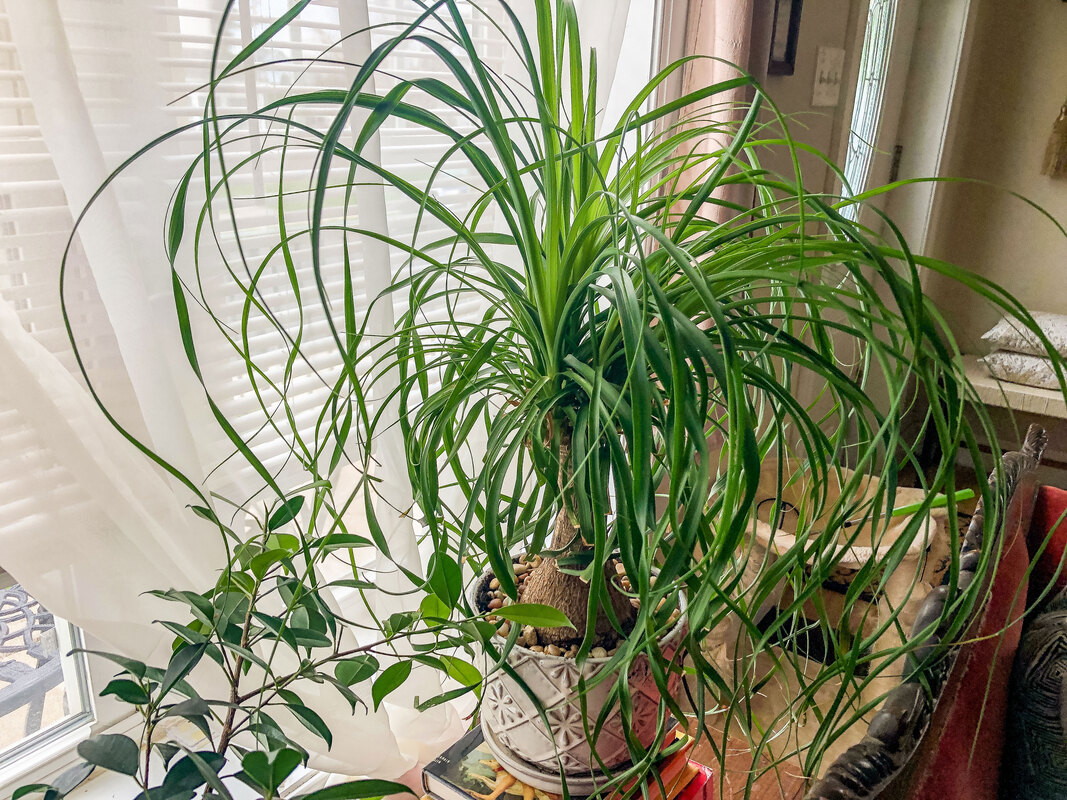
[751,0,864,191]
[923,0,1067,352]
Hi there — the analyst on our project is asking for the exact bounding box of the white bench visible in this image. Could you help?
[962,354,1067,419]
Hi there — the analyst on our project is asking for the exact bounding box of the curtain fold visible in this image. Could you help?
[7,0,205,479]
[1,0,646,781]
[660,0,757,222]
[0,297,220,663]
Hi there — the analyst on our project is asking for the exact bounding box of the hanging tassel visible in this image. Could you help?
[1041,100,1067,178]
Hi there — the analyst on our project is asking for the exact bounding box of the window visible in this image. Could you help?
[841,0,898,218]
[0,0,509,783]
[0,580,92,769]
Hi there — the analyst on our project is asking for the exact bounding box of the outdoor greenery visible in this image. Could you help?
[19,0,1067,798]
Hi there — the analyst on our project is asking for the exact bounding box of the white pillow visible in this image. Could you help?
[981,311,1067,357]
[982,351,1063,391]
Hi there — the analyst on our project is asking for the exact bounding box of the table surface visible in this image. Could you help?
[688,727,808,800]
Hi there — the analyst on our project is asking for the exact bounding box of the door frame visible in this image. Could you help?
[876,0,982,258]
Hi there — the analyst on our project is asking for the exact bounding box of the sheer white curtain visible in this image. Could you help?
[0,0,650,780]
[658,0,757,221]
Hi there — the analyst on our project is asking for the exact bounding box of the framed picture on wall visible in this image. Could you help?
[768,0,803,76]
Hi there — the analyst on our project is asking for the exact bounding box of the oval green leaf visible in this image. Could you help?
[334,655,379,686]
[267,496,305,531]
[492,603,574,629]
[427,552,462,608]
[287,703,333,748]
[160,642,206,699]
[12,785,51,800]
[419,594,450,621]
[439,655,481,687]
[77,734,140,776]
[372,661,412,711]
[100,679,150,706]
[162,752,225,795]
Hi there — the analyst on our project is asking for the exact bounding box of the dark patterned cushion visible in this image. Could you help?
[1001,591,1067,800]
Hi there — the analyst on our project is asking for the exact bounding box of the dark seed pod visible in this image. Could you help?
[834,764,869,792]
[815,782,853,800]
[908,634,942,669]
[881,681,926,730]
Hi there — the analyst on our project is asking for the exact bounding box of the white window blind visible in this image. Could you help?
[0,4,141,540]
[1,0,506,509]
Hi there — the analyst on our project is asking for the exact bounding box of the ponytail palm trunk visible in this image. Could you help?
[521,480,637,647]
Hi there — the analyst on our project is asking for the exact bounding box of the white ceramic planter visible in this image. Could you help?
[474,570,686,791]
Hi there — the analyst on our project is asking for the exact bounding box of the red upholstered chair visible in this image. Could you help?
[807,425,1048,800]
[1027,484,1067,601]
[884,469,1038,799]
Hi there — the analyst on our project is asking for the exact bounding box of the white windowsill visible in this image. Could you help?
[0,710,336,800]
[0,714,125,800]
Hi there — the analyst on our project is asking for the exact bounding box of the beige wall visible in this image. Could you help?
[751,0,864,192]
[924,0,1067,352]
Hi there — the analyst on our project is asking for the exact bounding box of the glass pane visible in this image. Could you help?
[0,573,92,761]
[841,0,897,219]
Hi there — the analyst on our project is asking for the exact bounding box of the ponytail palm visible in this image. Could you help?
[281,0,1056,777]
[58,0,1067,793]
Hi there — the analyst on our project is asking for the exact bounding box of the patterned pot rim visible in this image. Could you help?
[470,565,689,663]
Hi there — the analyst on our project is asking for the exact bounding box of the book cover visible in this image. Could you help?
[422,726,707,800]
[674,763,712,800]
[423,726,562,800]
[604,734,695,800]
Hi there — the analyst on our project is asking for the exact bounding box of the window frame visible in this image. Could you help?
[0,625,132,797]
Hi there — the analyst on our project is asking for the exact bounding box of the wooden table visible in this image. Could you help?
[688,726,808,800]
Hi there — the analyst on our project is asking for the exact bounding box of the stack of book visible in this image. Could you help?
[422,725,711,800]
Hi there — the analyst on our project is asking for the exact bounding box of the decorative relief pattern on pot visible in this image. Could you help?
[480,640,684,774]
[484,678,523,728]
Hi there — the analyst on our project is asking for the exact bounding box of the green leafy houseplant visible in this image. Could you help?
[19,0,1067,797]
